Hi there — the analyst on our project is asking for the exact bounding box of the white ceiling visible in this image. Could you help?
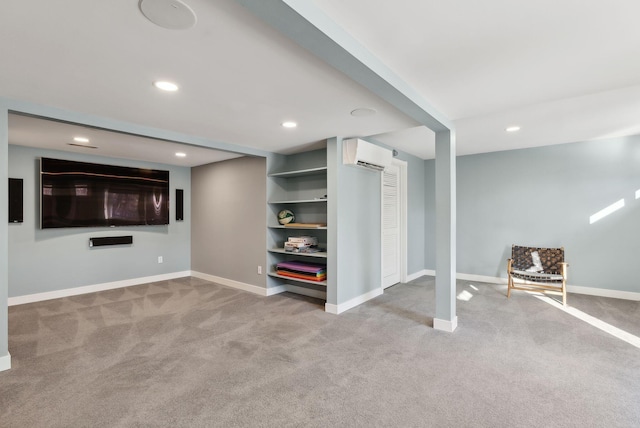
[2,0,640,162]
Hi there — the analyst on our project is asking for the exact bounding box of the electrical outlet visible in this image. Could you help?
[257,265,262,274]
[158,256,163,264]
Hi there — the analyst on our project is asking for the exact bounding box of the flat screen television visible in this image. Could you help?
[40,157,170,229]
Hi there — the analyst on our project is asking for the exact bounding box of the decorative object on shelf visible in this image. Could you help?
[277,209,295,225]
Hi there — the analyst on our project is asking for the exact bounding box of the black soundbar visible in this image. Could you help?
[9,178,23,223]
[89,236,133,247]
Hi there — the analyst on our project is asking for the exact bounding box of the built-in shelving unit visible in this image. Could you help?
[267,149,328,298]
[268,248,328,258]
[267,271,327,286]
[268,198,327,204]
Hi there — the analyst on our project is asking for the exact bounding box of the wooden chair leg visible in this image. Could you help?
[559,262,568,306]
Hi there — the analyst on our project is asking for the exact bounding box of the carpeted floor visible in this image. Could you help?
[1,276,639,427]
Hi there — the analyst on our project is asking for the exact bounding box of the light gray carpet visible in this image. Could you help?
[1,276,639,427]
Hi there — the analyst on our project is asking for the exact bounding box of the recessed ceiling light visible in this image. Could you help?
[153,81,179,92]
[282,121,297,128]
[506,126,521,132]
[175,152,187,157]
[350,107,377,117]
[73,136,90,143]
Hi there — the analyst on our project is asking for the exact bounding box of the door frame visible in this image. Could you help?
[381,157,408,289]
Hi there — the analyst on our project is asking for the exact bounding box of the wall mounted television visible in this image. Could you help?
[40,157,170,229]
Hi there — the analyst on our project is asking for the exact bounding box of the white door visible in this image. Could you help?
[382,163,401,288]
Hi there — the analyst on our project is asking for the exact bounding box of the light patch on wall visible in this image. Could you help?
[636,189,640,200]
[589,199,625,224]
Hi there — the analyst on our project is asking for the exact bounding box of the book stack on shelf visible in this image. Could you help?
[276,260,327,282]
[283,222,326,229]
[285,235,320,253]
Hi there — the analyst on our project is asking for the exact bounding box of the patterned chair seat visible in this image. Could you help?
[507,245,568,305]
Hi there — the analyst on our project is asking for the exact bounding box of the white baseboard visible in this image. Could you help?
[0,352,11,372]
[566,285,640,301]
[457,273,640,301]
[8,271,192,306]
[7,269,327,308]
[325,287,383,314]
[192,273,328,301]
[434,316,458,332]
[411,270,640,302]
[324,304,338,314]
[456,272,508,284]
[192,273,328,302]
[266,284,288,296]
[190,271,269,296]
[406,269,433,282]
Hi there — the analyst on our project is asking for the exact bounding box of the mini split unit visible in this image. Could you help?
[342,138,392,171]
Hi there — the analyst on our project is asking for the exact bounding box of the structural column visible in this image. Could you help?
[434,130,457,332]
[0,104,10,371]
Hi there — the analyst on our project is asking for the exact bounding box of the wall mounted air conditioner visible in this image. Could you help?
[343,138,392,171]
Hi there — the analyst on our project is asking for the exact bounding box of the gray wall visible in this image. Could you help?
[7,145,191,297]
[436,135,640,292]
[191,156,267,287]
[328,138,382,305]
[393,150,427,276]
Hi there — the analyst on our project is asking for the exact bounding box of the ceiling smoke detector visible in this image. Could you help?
[139,0,197,30]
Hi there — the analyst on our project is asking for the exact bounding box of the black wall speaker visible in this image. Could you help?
[8,178,23,223]
[176,189,184,221]
[89,236,133,247]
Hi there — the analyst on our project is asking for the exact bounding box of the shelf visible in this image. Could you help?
[268,271,327,286]
[268,166,327,178]
[268,248,328,258]
[268,225,327,230]
[269,199,326,204]
[269,198,327,204]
